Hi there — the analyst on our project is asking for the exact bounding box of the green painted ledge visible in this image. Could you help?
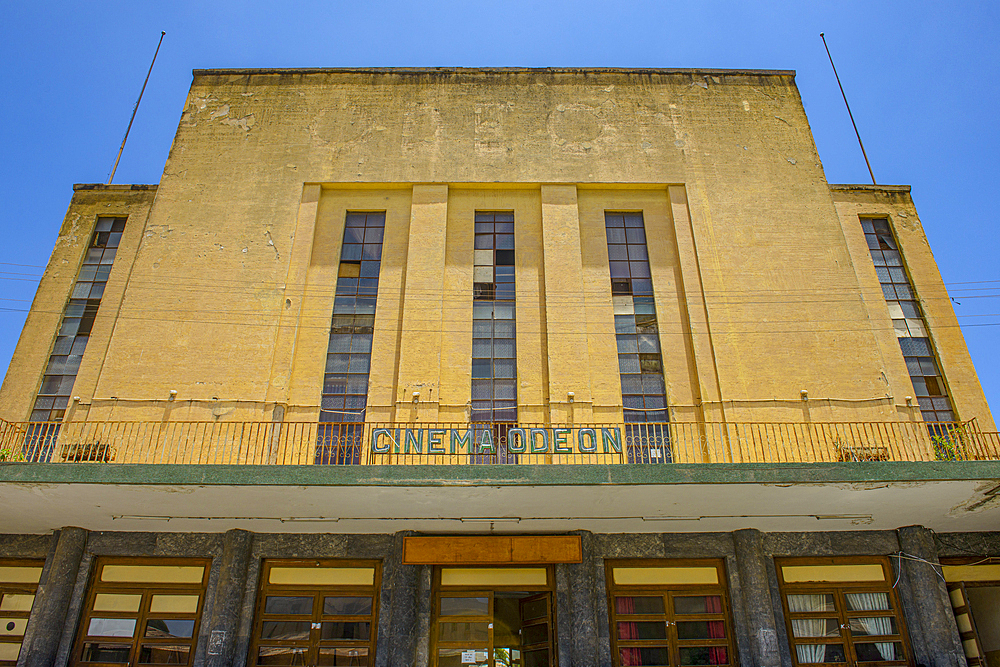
[0,461,998,486]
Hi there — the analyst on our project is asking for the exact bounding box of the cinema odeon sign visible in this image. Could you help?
[369,426,625,455]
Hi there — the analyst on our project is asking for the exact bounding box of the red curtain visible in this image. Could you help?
[705,596,728,664]
[616,597,641,666]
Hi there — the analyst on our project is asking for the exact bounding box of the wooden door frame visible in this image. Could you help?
[429,565,557,667]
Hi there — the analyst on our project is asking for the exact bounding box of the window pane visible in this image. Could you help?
[265,596,313,615]
[318,647,369,666]
[522,597,547,621]
[81,642,132,663]
[472,359,491,378]
[321,621,370,640]
[615,596,665,615]
[257,646,308,665]
[144,619,195,639]
[674,596,723,615]
[494,380,517,400]
[494,321,515,338]
[844,592,890,612]
[493,359,516,378]
[323,596,372,616]
[438,622,489,642]
[617,336,638,354]
[677,620,727,640]
[625,228,646,243]
[608,245,628,260]
[619,355,640,373]
[615,316,636,334]
[493,338,516,358]
[794,644,846,663]
[679,646,729,666]
[261,620,311,640]
[786,594,836,613]
[617,621,666,640]
[619,647,668,666]
[848,617,898,636]
[440,597,488,616]
[437,648,488,667]
[790,618,840,637]
[138,645,191,664]
[87,618,137,637]
[854,642,905,661]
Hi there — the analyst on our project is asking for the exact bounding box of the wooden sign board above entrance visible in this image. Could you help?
[402,536,582,565]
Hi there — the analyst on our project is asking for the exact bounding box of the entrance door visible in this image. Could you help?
[432,567,556,667]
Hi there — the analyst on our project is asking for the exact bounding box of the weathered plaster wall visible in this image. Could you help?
[0,185,156,422]
[81,70,900,423]
[831,184,995,429]
[4,70,989,429]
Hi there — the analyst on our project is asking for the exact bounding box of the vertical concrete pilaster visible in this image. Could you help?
[667,185,725,425]
[396,184,449,421]
[540,185,594,422]
[732,529,781,667]
[266,184,321,408]
[204,529,253,667]
[895,526,965,667]
[22,527,88,667]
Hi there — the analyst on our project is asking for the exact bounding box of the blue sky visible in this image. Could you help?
[1,0,998,416]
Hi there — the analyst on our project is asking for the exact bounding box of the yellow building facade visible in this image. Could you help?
[0,69,997,667]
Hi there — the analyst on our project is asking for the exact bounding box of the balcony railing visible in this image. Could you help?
[0,418,996,466]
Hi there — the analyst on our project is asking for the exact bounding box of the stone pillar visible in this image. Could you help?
[896,525,965,667]
[23,526,87,667]
[204,529,253,667]
[555,531,603,667]
[732,529,781,667]
[376,532,425,667]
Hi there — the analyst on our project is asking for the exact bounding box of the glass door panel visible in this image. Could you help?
[433,589,555,667]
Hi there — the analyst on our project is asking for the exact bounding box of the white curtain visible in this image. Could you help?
[789,595,834,663]
[846,593,894,660]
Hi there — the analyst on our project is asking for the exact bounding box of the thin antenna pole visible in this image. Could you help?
[820,32,876,185]
[108,31,166,185]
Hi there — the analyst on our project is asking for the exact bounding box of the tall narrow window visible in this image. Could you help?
[471,212,517,463]
[605,212,670,463]
[30,216,126,423]
[318,212,385,465]
[861,218,954,424]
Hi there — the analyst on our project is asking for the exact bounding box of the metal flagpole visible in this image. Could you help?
[108,31,166,185]
[820,32,876,185]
